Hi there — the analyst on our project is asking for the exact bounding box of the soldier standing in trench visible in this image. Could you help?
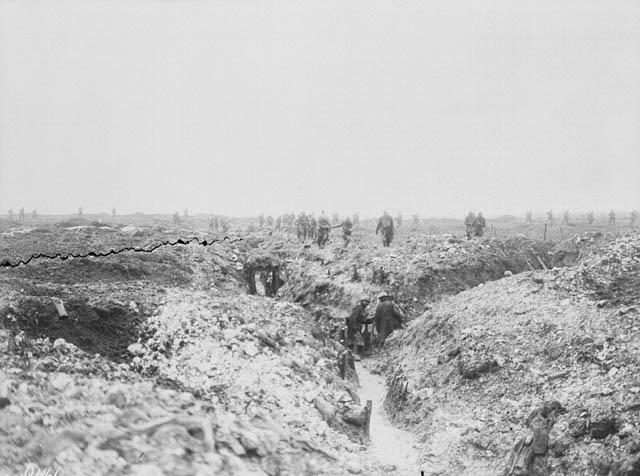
[374,291,406,347]
[345,295,372,360]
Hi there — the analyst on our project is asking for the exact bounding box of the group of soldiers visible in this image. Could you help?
[464,212,487,239]
[527,210,639,226]
[342,291,406,359]
[257,210,406,249]
[7,208,37,223]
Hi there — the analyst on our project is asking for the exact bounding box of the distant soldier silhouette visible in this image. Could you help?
[473,212,486,237]
[396,213,403,228]
[341,216,353,248]
[317,211,331,248]
[464,212,476,239]
[309,214,317,239]
[296,212,310,240]
[32,209,37,220]
[19,208,25,223]
[546,210,553,226]
[111,208,116,221]
[587,211,594,224]
[525,211,532,224]
[563,210,570,225]
[258,214,265,228]
[376,211,395,247]
[609,210,616,226]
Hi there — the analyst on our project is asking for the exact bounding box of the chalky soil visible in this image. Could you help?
[355,361,423,474]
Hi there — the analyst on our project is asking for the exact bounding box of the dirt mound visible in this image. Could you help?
[384,238,640,475]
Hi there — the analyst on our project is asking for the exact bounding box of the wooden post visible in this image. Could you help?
[364,400,372,437]
[543,223,548,241]
[559,226,564,240]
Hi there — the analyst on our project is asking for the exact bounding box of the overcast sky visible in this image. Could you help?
[1,0,639,218]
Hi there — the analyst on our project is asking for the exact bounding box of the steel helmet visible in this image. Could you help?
[360,294,370,302]
[377,291,388,300]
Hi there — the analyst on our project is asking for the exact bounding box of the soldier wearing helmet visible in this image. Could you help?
[345,295,373,359]
[374,291,406,346]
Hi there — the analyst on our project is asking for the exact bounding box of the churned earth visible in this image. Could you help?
[1,215,638,476]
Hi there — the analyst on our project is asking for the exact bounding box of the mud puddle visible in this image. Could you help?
[355,361,423,474]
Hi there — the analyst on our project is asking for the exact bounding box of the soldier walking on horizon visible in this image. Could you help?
[341,216,353,248]
[309,214,317,240]
[317,211,331,248]
[464,211,475,239]
[376,211,395,247]
[609,210,616,226]
[473,212,486,237]
[19,208,25,223]
[587,211,594,224]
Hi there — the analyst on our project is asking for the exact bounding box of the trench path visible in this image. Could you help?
[355,361,423,475]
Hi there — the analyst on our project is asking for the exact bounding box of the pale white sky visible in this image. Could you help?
[1,0,639,217]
